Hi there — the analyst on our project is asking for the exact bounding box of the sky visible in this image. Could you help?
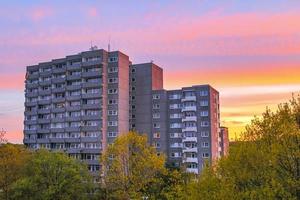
[0,0,300,143]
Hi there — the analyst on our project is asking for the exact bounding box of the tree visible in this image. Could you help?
[101,131,165,199]
[11,149,93,200]
[0,129,7,144]
[189,97,300,199]
[0,144,30,200]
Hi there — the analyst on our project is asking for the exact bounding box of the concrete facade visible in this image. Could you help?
[24,48,228,175]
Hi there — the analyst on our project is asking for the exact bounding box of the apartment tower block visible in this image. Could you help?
[24,48,228,175]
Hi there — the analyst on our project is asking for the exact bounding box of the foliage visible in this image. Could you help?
[101,131,165,199]
[0,144,30,200]
[189,97,300,199]
[0,129,7,144]
[10,149,93,200]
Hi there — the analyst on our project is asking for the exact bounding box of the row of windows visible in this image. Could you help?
[152,101,209,109]
[153,121,210,129]
[152,111,209,119]
[152,91,208,100]
[153,131,209,139]
[25,132,101,139]
[30,142,101,149]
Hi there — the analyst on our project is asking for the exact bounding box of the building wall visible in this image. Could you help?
[24,48,225,175]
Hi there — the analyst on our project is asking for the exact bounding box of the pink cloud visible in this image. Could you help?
[87,7,99,18]
[29,7,53,22]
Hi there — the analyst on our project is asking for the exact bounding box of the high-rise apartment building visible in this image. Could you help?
[24,48,228,175]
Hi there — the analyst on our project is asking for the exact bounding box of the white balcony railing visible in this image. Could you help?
[186,168,199,174]
[182,147,198,153]
[182,137,197,143]
[182,106,197,112]
[183,157,198,163]
[182,116,197,122]
[181,96,196,102]
[182,127,197,132]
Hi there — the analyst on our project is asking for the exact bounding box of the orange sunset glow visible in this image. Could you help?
[1,1,300,143]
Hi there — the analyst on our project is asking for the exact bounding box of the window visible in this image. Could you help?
[86,121,98,126]
[153,132,160,138]
[154,142,160,148]
[108,89,118,94]
[200,90,208,96]
[200,101,209,106]
[131,96,135,100]
[202,153,210,158]
[131,68,136,73]
[131,105,136,109]
[108,121,118,126]
[83,132,100,137]
[131,87,136,91]
[69,111,81,117]
[202,142,209,148]
[169,104,181,109]
[171,152,182,158]
[69,90,81,96]
[170,123,182,128]
[108,99,117,105]
[131,78,136,82]
[108,67,118,73]
[108,57,118,62]
[170,143,183,148]
[70,101,80,106]
[108,132,117,137]
[170,133,182,138]
[153,113,160,118]
[108,78,118,83]
[201,131,209,137]
[169,94,181,99]
[200,111,209,117]
[153,94,160,99]
[108,110,118,116]
[200,121,209,127]
[153,123,160,128]
[153,104,160,109]
[170,113,182,119]
[86,110,100,116]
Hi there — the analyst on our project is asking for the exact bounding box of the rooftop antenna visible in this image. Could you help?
[108,36,111,52]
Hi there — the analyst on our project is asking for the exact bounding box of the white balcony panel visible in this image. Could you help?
[182,127,197,132]
[186,168,199,174]
[181,96,196,102]
[182,147,198,153]
[183,157,198,163]
[182,137,197,143]
[182,116,197,122]
[182,106,197,112]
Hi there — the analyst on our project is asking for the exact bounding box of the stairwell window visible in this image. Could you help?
[108,89,118,94]
[153,94,160,99]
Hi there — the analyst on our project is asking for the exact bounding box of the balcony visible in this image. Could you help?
[82,71,102,78]
[65,116,81,122]
[65,105,81,112]
[38,119,51,124]
[82,93,102,99]
[82,81,102,88]
[66,95,81,101]
[82,59,102,67]
[67,74,81,81]
[52,87,65,93]
[25,92,38,98]
[67,62,82,70]
[52,97,66,103]
[25,101,37,107]
[82,104,101,110]
[82,115,102,121]
[182,106,197,112]
[66,85,81,91]
[39,80,52,86]
[26,82,39,89]
[37,109,51,114]
[24,120,37,125]
[39,90,51,96]
[182,116,197,122]
[182,137,197,143]
[181,96,196,102]
[52,67,66,74]
[182,127,197,132]
[182,147,198,153]
[37,99,51,105]
[186,168,199,174]
[52,77,66,84]
[183,157,198,163]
